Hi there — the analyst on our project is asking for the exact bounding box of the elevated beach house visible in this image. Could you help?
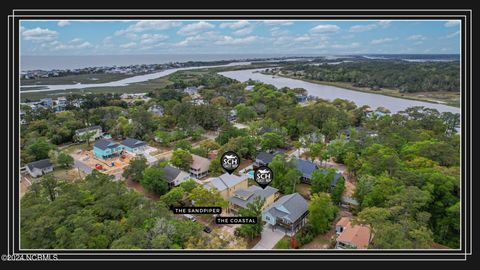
[229,185,279,214]
[121,138,148,154]
[162,165,191,188]
[262,193,309,236]
[203,173,249,201]
[190,154,211,179]
[75,125,103,142]
[93,138,123,159]
[26,159,53,178]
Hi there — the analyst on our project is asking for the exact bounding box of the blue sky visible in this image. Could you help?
[20,20,461,55]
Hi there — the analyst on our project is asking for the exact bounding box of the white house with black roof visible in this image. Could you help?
[162,165,190,188]
[26,159,54,178]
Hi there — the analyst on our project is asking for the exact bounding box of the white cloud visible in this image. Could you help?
[177,21,215,36]
[220,20,250,29]
[263,20,294,26]
[294,35,311,42]
[214,35,257,45]
[407,35,427,41]
[445,20,460,27]
[115,20,181,36]
[233,26,254,36]
[371,38,395,44]
[331,42,360,49]
[310,24,341,33]
[120,42,137,49]
[57,20,70,27]
[445,31,460,38]
[349,24,377,32]
[378,20,392,28]
[140,33,168,45]
[22,27,58,42]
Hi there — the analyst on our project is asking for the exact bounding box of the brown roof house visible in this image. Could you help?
[189,154,211,179]
[335,217,372,249]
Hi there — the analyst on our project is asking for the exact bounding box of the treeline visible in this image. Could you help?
[21,171,243,249]
[284,60,460,93]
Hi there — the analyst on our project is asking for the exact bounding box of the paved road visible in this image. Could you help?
[252,224,285,249]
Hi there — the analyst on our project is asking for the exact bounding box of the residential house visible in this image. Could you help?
[295,94,308,103]
[40,98,53,108]
[55,97,67,112]
[184,86,198,95]
[75,126,103,142]
[26,159,53,178]
[228,109,237,122]
[203,173,249,201]
[190,154,211,179]
[262,193,309,236]
[229,185,279,213]
[245,85,255,91]
[93,138,123,159]
[163,165,191,188]
[335,217,371,249]
[293,158,319,184]
[121,138,148,154]
[253,151,276,169]
[148,105,164,116]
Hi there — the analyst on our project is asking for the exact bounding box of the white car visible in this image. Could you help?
[183,214,197,222]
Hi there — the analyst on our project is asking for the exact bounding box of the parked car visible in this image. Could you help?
[183,214,197,222]
[203,226,212,233]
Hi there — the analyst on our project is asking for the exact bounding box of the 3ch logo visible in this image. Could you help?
[254,166,273,189]
[220,151,240,174]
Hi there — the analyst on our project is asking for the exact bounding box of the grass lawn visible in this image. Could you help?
[273,236,291,249]
[60,142,91,154]
[296,183,311,200]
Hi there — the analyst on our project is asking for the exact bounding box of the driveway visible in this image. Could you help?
[252,224,285,249]
[74,159,92,174]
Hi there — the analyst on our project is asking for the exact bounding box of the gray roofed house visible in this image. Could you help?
[203,173,249,200]
[190,154,211,179]
[26,159,54,178]
[94,138,121,150]
[162,165,191,188]
[294,158,319,183]
[229,185,278,212]
[262,193,309,236]
[253,151,276,168]
[121,138,147,151]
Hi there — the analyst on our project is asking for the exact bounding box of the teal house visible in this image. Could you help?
[93,138,124,159]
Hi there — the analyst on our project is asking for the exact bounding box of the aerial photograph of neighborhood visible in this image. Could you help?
[19,19,461,250]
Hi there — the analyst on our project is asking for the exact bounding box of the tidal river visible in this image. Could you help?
[21,62,251,93]
[219,68,460,114]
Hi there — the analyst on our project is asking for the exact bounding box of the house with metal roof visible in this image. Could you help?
[229,185,279,213]
[293,158,319,183]
[121,138,148,154]
[262,193,309,236]
[203,173,249,200]
[162,165,191,188]
[26,159,54,178]
[93,138,124,159]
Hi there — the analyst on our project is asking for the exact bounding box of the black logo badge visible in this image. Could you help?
[254,166,273,189]
[220,151,240,174]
